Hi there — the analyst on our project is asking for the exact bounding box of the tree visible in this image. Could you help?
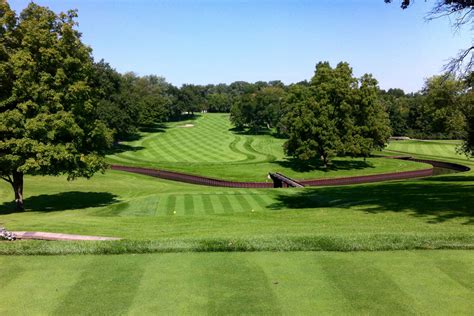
[230,85,285,131]
[422,75,466,138]
[91,60,140,140]
[283,62,391,166]
[283,85,341,166]
[0,2,113,210]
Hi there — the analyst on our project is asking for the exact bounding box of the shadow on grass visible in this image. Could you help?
[424,175,474,182]
[0,191,118,215]
[229,127,272,136]
[276,158,375,173]
[107,143,145,155]
[139,123,167,134]
[270,182,474,224]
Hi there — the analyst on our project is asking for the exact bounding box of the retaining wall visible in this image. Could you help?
[111,157,469,188]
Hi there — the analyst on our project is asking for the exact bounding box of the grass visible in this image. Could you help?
[386,139,467,161]
[0,251,472,314]
[0,140,472,254]
[107,113,428,181]
[0,134,473,314]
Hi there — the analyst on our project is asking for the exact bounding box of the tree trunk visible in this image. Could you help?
[11,171,24,211]
[322,154,329,168]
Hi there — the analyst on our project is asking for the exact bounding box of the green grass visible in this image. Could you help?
[0,160,472,253]
[0,251,472,315]
[386,139,467,161]
[107,113,428,181]
[0,126,473,313]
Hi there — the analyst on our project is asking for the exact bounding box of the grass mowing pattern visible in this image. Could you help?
[108,113,428,181]
[386,139,466,160]
[0,163,472,253]
[0,251,472,314]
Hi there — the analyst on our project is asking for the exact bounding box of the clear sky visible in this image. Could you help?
[10,0,472,92]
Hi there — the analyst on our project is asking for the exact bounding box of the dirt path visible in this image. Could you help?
[13,231,120,241]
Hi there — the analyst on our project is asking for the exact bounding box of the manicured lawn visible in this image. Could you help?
[0,251,472,315]
[0,130,472,313]
[386,139,466,161]
[107,113,428,181]
[0,164,472,254]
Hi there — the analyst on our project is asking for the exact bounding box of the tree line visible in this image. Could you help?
[0,1,472,210]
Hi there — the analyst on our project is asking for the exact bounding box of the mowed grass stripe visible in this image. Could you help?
[235,193,254,212]
[182,128,240,161]
[53,256,147,315]
[201,194,215,215]
[192,194,206,216]
[152,134,192,163]
[184,194,195,215]
[247,194,271,210]
[218,195,234,214]
[175,130,237,162]
[165,195,176,216]
[162,132,204,163]
[174,195,186,215]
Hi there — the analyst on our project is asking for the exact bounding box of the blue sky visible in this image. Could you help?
[10,0,471,92]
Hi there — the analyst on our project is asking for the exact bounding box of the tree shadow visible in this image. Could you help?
[107,143,145,155]
[139,123,167,134]
[270,182,474,224]
[0,191,118,215]
[229,127,272,136]
[276,157,374,173]
[423,175,474,182]
[168,113,200,122]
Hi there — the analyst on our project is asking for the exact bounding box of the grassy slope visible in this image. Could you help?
[386,139,467,161]
[0,139,472,253]
[107,113,428,181]
[1,251,473,315]
[0,140,472,314]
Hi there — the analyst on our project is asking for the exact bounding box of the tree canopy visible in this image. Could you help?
[0,2,113,209]
[283,62,391,166]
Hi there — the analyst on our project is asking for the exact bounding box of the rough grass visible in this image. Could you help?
[107,113,428,181]
[1,251,473,314]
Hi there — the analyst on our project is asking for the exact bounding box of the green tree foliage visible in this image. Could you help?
[381,75,470,140]
[230,86,285,131]
[0,2,113,210]
[283,84,341,166]
[283,62,390,166]
[91,60,140,139]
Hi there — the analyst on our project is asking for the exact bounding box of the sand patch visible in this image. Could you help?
[178,124,195,128]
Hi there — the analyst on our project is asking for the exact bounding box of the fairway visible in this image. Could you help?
[386,139,466,161]
[1,251,472,315]
[108,114,428,181]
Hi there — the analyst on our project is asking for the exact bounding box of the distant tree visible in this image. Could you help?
[207,93,232,112]
[0,2,113,210]
[230,86,285,131]
[177,84,205,115]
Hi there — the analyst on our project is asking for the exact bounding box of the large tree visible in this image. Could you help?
[283,62,390,166]
[0,2,113,210]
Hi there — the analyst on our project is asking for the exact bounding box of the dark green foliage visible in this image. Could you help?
[91,60,140,139]
[230,86,285,131]
[0,2,113,209]
[283,62,390,166]
[381,75,471,142]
